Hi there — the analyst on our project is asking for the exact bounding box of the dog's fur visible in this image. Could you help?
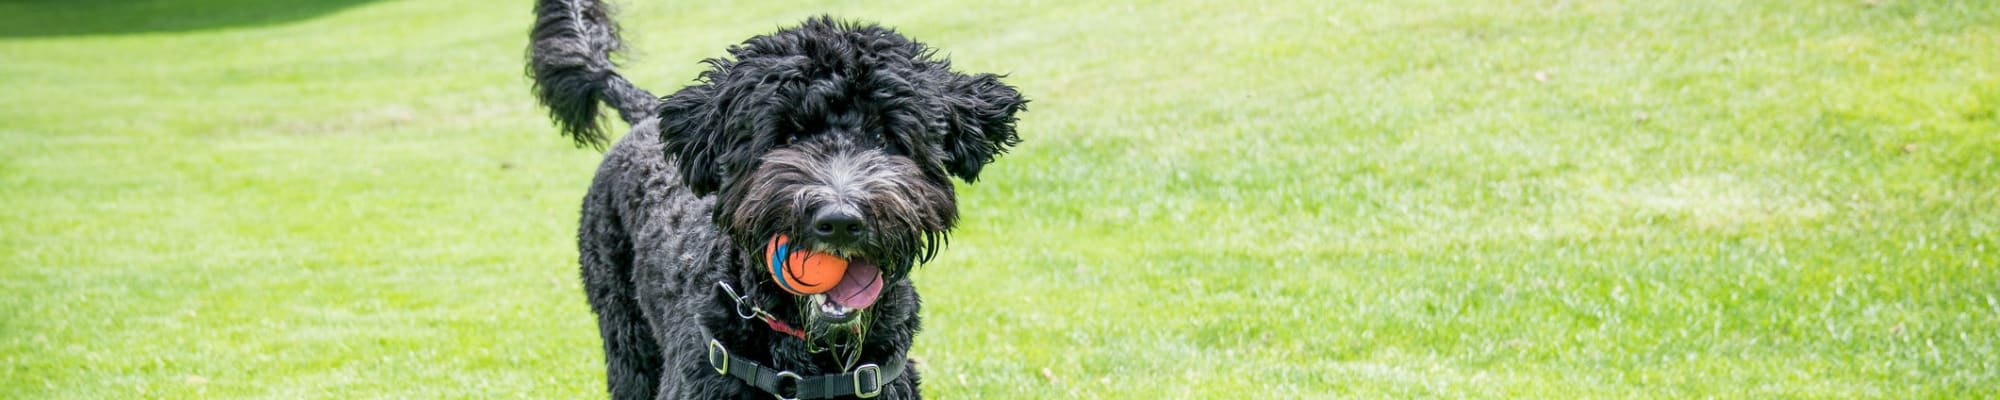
[528,1,1025,398]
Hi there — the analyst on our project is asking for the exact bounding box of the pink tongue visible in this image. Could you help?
[825,259,882,309]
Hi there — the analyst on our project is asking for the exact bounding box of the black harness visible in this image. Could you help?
[710,281,905,399]
[707,338,906,399]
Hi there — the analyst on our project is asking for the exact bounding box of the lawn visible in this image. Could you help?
[3,0,1996,398]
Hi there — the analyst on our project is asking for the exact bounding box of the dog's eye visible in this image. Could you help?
[782,135,796,145]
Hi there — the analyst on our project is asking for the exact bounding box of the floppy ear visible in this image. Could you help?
[938,73,1027,182]
[657,83,727,195]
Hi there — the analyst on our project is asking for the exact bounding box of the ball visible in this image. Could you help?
[765,235,849,295]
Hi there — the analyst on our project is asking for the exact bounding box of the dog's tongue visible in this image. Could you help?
[826,259,882,309]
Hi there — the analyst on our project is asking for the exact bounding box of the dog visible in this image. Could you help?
[527,1,1026,398]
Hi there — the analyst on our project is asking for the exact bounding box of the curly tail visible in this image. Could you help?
[528,0,658,148]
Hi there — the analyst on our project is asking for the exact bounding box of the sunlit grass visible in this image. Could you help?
[3,0,1996,398]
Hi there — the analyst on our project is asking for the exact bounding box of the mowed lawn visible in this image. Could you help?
[3,0,1996,398]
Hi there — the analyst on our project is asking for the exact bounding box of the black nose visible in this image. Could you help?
[808,208,867,246]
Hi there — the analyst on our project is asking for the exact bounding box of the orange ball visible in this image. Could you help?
[765,235,849,295]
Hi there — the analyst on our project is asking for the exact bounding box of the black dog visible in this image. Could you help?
[528,1,1025,398]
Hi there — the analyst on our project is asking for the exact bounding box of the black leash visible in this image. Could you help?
[707,338,905,399]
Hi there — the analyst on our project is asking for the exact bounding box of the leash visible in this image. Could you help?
[713,281,901,399]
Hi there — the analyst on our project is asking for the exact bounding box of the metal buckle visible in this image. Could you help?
[853,364,882,398]
[718,281,757,319]
[707,339,728,375]
[772,371,803,400]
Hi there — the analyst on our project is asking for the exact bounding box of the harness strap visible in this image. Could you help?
[708,339,904,399]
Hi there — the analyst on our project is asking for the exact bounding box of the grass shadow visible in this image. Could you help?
[0,0,381,37]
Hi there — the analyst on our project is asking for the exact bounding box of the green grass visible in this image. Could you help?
[4,0,1997,398]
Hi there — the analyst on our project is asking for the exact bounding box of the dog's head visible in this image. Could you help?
[658,17,1025,332]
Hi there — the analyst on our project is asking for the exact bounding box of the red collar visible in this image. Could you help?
[718,281,868,339]
[719,281,806,339]
[753,312,806,339]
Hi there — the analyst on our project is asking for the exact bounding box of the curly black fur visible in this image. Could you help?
[528,2,1025,399]
[528,0,660,148]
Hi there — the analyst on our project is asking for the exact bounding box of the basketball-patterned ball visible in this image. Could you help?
[765,235,849,295]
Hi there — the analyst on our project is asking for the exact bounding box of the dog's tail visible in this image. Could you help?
[528,0,659,148]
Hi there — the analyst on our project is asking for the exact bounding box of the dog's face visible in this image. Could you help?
[657,18,1025,333]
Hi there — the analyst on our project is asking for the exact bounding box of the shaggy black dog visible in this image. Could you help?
[527,1,1025,398]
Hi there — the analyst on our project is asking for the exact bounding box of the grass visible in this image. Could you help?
[3,0,1996,398]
